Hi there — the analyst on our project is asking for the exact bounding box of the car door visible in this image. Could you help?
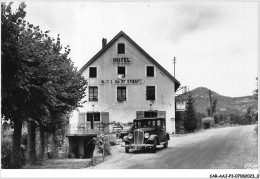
[161,119,167,141]
[156,119,165,142]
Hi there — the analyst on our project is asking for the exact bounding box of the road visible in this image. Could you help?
[91,125,258,169]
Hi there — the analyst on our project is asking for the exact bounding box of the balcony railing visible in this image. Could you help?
[66,124,101,135]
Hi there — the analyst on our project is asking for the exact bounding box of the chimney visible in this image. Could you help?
[102,38,107,48]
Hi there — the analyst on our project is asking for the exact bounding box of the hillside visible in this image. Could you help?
[176,87,258,115]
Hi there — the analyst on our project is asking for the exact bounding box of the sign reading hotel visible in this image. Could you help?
[112,57,131,64]
[100,79,143,85]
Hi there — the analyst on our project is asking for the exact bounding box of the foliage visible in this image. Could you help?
[104,134,117,146]
[1,2,29,122]
[196,112,206,130]
[1,125,13,169]
[184,93,198,132]
[94,135,111,156]
[242,107,257,125]
[254,77,258,100]
[213,111,257,126]
[2,1,87,126]
[202,117,214,129]
[1,2,87,168]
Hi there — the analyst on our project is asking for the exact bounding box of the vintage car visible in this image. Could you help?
[116,129,130,139]
[121,117,170,153]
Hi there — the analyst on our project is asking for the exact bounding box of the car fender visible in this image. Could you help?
[147,134,158,143]
[122,135,129,142]
[166,133,170,140]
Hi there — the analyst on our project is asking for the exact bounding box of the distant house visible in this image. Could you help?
[66,31,180,158]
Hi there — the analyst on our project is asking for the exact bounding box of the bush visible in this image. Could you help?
[104,135,117,146]
[1,124,28,168]
[1,127,13,169]
[202,117,214,129]
[95,135,111,156]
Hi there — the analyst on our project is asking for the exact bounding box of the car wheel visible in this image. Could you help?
[125,147,129,153]
[152,140,157,153]
[164,140,168,148]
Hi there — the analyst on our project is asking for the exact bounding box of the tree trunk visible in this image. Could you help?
[38,125,45,161]
[51,130,58,159]
[26,120,37,165]
[10,119,23,169]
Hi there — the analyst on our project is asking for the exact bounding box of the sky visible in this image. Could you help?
[10,1,259,97]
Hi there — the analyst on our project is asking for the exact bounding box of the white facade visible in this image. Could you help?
[70,31,180,134]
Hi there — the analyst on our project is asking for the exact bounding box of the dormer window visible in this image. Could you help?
[118,43,125,54]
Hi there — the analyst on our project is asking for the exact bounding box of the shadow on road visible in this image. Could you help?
[126,145,170,154]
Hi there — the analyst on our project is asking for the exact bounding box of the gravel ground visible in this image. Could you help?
[87,124,258,169]
[23,158,92,169]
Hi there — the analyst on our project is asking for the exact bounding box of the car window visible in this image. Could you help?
[138,122,141,128]
[147,120,156,127]
[157,120,161,126]
[162,120,165,127]
[134,120,157,128]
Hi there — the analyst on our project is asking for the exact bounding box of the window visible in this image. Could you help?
[157,119,162,126]
[117,86,126,101]
[146,86,155,100]
[144,111,157,118]
[134,120,156,128]
[147,66,154,77]
[117,66,125,78]
[89,86,98,101]
[118,43,125,54]
[87,112,100,122]
[89,67,97,78]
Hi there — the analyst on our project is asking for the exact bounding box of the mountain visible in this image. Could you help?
[176,87,258,115]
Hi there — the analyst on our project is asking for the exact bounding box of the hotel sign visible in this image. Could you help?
[112,57,131,64]
[100,79,143,85]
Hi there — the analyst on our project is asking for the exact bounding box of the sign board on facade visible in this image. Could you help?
[176,101,186,111]
[112,57,131,64]
[100,79,144,85]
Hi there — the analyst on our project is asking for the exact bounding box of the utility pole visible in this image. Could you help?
[172,57,176,78]
[208,90,213,117]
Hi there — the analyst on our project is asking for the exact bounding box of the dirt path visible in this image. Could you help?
[88,125,258,169]
[23,159,92,169]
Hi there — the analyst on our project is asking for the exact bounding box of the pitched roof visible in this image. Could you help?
[79,31,181,91]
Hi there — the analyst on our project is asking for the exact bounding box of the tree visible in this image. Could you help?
[254,77,258,100]
[1,2,87,167]
[244,107,253,125]
[1,2,30,168]
[184,93,198,132]
[26,120,37,165]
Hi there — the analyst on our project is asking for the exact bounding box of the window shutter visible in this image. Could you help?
[136,111,144,119]
[78,113,86,126]
[158,111,166,118]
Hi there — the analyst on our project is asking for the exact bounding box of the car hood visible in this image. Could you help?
[133,127,156,132]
